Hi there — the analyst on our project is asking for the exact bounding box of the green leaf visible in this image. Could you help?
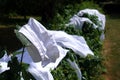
[12,50,22,57]
[21,63,29,70]
[22,70,36,80]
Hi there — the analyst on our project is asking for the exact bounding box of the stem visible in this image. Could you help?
[19,45,25,79]
[20,45,25,64]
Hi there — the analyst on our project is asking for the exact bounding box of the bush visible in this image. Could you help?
[50,2,105,80]
[51,14,105,80]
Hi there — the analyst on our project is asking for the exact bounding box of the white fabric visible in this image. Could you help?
[0,9,105,80]
[16,47,67,80]
[16,47,68,70]
[77,9,106,30]
[0,17,94,80]
[49,30,93,57]
[19,18,61,64]
[66,9,106,40]
[0,62,9,74]
[66,15,98,29]
[67,59,82,80]
[77,9,106,40]
[19,18,93,63]
[15,48,54,80]
[18,18,93,80]
[0,53,10,73]
[28,62,54,80]
[16,48,33,64]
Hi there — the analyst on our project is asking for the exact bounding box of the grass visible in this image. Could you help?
[103,14,120,80]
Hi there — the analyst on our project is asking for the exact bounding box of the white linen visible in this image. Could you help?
[77,9,106,30]
[0,11,98,80]
[0,52,10,73]
[67,59,82,80]
[17,18,94,80]
[49,30,94,57]
[66,9,106,40]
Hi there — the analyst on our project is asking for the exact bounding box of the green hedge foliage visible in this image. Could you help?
[50,1,105,80]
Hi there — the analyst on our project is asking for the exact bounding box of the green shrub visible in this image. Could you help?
[50,2,105,79]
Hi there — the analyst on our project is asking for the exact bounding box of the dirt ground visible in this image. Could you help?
[103,14,120,80]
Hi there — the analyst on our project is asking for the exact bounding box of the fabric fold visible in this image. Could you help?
[77,9,105,30]
[49,31,94,57]
[0,52,10,74]
[19,18,60,64]
[17,17,94,80]
[0,9,106,80]
[66,9,106,40]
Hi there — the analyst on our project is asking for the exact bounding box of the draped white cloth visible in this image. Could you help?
[66,9,106,40]
[77,9,105,30]
[0,52,10,74]
[0,9,105,80]
[17,18,93,80]
[19,18,93,65]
